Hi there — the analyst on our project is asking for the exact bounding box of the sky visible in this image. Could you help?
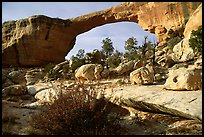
[2,2,158,60]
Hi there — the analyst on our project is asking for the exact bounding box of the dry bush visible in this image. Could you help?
[31,85,125,135]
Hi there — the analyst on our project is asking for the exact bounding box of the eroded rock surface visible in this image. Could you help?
[104,85,202,121]
[2,2,201,66]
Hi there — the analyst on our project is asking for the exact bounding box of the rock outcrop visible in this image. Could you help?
[104,85,202,121]
[171,3,202,63]
[2,2,201,66]
[75,64,103,83]
[114,60,135,75]
[130,67,154,85]
[164,66,202,90]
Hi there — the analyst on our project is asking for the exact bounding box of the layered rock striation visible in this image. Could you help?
[2,2,201,66]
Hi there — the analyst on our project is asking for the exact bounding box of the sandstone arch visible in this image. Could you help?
[2,2,201,67]
[66,21,158,60]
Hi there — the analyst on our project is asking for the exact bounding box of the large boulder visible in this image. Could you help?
[164,66,202,90]
[75,64,103,83]
[130,67,154,85]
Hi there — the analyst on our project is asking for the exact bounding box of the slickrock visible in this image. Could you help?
[104,85,202,121]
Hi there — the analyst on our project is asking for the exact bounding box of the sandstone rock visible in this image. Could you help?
[184,4,202,38]
[75,64,103,83]
[155,50,165,57]
[157,55,175,68]
[26,82,54,95]
[130,67,154,85]
[101,66,110,78]
[155,25,167,41]
[25,69,45,85]
[133,60,143,70]
[2,85,27,96]
[34,86,62,104]
[194,56,202,69]
[2,78,14,89]
[169,63,188,70]
[171,4,202,63]
[104,85,202,121]
[2,2,200,67]
[114,60,135,75]
[164,67,202,90]
[7,71,26,85]
[50,60,69,77]
[171,36,195,63]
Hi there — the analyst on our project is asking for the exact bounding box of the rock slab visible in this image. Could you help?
[104,85,202,121]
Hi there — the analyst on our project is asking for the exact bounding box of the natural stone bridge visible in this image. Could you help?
[2,2,201,66]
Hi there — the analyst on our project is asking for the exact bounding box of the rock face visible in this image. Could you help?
[164,66,202,90]
[104,85,202,121]
[171,3,202,63]
[183,3,202,38]
[2,2,201,66]
[75,64,103,83]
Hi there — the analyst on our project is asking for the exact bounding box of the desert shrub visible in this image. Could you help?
[189,26,202,55]
[44,63,55,74]
[31,85,124,135]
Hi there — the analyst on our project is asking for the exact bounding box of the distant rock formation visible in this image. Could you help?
[2,2,201,66]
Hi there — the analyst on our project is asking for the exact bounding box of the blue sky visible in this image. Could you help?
[2,2,158,60]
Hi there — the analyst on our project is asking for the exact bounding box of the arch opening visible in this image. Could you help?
[65,22,158,60]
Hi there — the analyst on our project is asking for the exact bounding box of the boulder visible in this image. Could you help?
[2,78,14,89]
[114,60,135,75]
[100,66,110,78]
[2,85,27,96]
[7,71,26,85]
[164,67,202,90]
[130,67,154,85]
[26,82,55,95]
[34,87,62,104]
[75,64,103,83]
[25,69,45,85]
[171,36,195,63]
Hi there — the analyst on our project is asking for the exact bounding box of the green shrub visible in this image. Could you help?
[189,26,202,55]
[44,63,55,74]
[31,85,125,135]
